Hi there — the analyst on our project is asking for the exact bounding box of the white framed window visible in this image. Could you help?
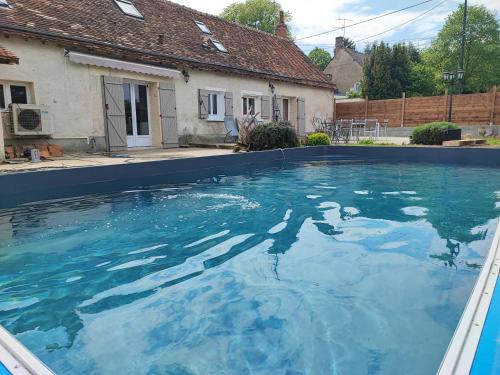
[0,82,31,111]
[242,97,256,116]
[207,91,225,121]
[195,21,211,34]
[113,0,143,19]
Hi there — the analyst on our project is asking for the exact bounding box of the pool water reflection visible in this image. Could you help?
[0,161,499,374]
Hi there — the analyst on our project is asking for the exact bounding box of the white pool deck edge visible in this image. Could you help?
[438,219,500,375]
[0,326,54,375]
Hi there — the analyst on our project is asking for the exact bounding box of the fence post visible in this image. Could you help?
[400,92,406,128]
[443,89,448,121]
[490,85,497,125]
[364,96,368,119]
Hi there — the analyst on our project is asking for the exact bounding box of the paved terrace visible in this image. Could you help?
[0,147,233,173]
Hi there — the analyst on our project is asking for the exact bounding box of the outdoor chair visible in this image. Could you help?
[339,119,353,143]
[364,119,378,138]
[351,119,366,141]
[224,117,239,143]
[379,119,389,138]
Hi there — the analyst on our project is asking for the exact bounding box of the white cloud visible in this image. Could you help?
[170,0,499,53]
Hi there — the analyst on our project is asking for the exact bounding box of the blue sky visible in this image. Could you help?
[172,0,500,54]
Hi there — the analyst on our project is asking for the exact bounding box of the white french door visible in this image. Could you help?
[123,82,152,147]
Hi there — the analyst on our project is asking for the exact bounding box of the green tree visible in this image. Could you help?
[343,37,357,50]
[390,43,411,96]
[408,63,438,97]
[220,0,292,36]
[308,47,332,70]
[424,4,500,93]
[362,42,394,99]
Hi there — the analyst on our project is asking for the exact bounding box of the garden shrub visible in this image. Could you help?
[305,132,331,146]
[249,122,299,151]
[411,122,460,145]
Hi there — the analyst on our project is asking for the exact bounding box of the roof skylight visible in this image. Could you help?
[113,0,143,19]
[211,40,228,53]
[0,0,10,8]
[195,21,211,34]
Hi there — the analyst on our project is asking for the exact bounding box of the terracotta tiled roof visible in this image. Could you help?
[0,45,18,64]
[0,0,334,89]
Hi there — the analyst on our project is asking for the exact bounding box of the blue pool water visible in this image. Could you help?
[0,161,499,375]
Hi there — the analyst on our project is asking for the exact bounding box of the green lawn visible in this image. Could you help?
[485,137,500,146]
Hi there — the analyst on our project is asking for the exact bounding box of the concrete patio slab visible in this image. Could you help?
[0,147,233,173]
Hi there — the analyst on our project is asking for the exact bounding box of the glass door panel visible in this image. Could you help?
[123,82,152,147]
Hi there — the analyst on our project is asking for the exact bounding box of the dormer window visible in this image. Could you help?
[195,21,211,34]
[211,40,228,53]
[113,0,143,19]
[0,0,10,8]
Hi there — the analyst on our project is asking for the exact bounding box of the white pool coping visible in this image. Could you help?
[437,219,500,375]
[0,326,54,375]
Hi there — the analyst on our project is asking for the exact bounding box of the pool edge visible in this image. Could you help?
[437,219,500,375]
[0,326,54,375]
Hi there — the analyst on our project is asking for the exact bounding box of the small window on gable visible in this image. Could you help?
[212,40,228,53]
[114,0,143,19]
[195,21,211,34]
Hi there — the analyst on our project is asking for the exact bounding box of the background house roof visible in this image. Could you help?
[345,48,366,67]
[0,45,18,64]
[0,0,334,89]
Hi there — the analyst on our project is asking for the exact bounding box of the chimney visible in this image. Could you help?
[335,36,344,56]
[275,11,288,38]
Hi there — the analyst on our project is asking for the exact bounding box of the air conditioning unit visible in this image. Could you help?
[12,104,54,136]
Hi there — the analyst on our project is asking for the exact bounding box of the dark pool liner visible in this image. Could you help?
[1,145,499,208]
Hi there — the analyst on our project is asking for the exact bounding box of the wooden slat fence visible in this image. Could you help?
[335,89,499,127]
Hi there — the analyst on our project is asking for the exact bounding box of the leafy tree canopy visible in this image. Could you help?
[424,4,500,93]
[220,0,292,37]
[308,47,332,71]
[362,41,438,99]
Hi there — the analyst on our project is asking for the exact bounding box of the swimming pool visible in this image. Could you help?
[0,160,499,374]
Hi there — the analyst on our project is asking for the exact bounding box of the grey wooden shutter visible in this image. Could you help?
[224,92,233,117]
[297,97,306,136]
[199,89,209,119]
[261,96,271,120]
[102,76,127,152]
[159,83,179,149]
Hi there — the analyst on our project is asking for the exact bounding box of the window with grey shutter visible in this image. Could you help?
[199,89,209,119]
[261,96,270,120]
[224,92,233,117]
[297,97,306,136]
[102,76,127,151]
[276,96,283,121]
[159,83,179,148]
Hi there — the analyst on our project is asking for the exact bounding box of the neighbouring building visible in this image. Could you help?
[0,0,334,154]
[324,36,365,96]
